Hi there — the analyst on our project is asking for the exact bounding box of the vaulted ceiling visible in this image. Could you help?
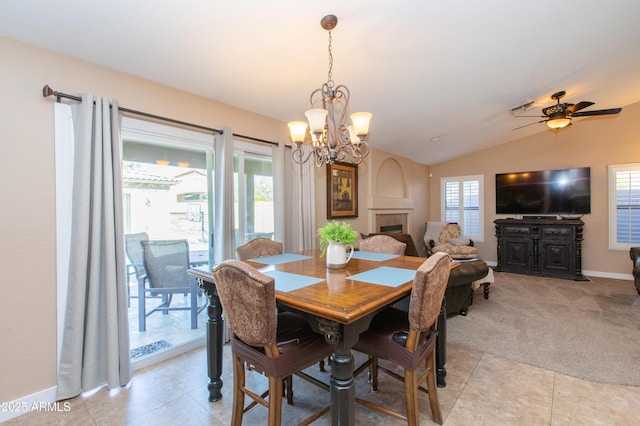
[2,1,640,165]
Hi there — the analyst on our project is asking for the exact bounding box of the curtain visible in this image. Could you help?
[57,95,132,400]
[285,145,316,251]
[271,142,285,245]
[213,127,236,264]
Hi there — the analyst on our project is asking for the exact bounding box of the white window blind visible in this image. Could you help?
[441,175,484,241]
[609,164,640,249]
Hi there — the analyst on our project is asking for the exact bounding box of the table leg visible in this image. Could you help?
[316,317,372,425]
[329,347,355,425]
[436,301,447,387]
[197,278,224,402]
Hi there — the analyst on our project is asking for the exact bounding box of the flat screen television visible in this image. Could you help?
[495,167,591,215]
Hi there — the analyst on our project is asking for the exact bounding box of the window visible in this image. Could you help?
[233,141,274,248]
[609,163,640,250]
[441,175,484,241]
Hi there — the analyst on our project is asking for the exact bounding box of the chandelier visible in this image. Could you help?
[288,15,372,166]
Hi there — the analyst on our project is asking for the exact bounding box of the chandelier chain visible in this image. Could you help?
[327,30,334,87]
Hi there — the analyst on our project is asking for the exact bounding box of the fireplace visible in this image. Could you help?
[375,213,407,233]
[380,224,403,233]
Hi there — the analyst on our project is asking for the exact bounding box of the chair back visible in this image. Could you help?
[437,223,461,244]
[141,239,190,290]
[236,238,283,260]
[359,235,406,255]
[125,232,149,278]
[408,252,451,331]
[212,260,277,347]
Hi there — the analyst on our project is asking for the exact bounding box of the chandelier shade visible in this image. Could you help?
[288,15,372,166]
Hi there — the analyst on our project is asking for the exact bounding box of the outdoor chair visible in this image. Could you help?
[211,260,332,425]
[353,252,451,425]
[236,238,283,260]
[139,239,206,332]
[125,232,149,306]
[359,234,407,255]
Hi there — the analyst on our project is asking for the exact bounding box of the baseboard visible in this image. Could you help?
[582,270,634,281]
[0,386,58,423]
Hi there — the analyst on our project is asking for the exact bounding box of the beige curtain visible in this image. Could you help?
[285,145,316,251]
[57,95,132,400]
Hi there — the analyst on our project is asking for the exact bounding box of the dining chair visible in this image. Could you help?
[236,237,283,260]
[359,234,407,255]
[353,252,451,425]
[139,239,207,332]
[211,260,332,425]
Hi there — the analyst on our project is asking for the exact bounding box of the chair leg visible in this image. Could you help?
[232,355,245,426]
[426,351,443,425]
[404,369,419,426]
[138,277,146,332]
[285,376,293,405]
[268,375,283,426]
[369,356,379,391]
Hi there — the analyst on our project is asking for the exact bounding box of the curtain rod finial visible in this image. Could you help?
[42,85,55,98]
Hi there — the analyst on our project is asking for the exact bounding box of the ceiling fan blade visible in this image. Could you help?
[567,101,594,113]
[512,120,545,131]
[571,107,622,117]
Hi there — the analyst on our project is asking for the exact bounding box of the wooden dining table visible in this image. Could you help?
[188,249,451,425]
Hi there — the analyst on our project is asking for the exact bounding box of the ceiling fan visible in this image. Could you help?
[513,90,622,131]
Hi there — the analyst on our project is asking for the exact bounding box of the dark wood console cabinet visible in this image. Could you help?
[494,218,587,281]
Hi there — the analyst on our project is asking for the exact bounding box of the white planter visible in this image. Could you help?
[326,240,354,269]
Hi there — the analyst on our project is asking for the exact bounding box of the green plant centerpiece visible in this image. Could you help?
[317,220,359,257]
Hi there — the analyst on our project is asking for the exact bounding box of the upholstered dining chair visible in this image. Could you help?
[211,260,333,426]
[236,238,283,261]
[139,239,206,332]
[359,234,407,255]
[353,252,451,425]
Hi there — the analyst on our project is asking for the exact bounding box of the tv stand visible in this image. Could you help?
[494,218,587,281]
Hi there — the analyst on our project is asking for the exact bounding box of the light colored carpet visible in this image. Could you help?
[447,271,640,387]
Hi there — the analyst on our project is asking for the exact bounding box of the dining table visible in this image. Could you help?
[188,249,452,425]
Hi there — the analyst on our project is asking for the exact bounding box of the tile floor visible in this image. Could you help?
[6,341,640,425]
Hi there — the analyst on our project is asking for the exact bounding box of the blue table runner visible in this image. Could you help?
[351,251,399,261]
[249,253,312,265]
[347,266,416,287]
[262,270,325,292]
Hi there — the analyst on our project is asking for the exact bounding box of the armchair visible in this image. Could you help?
[424,222,478,260]
[630,248,640,295]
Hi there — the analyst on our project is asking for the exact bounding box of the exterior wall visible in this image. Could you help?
[429,100,640,276]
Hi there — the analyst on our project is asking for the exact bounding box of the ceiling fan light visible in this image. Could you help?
[546,114,571,129]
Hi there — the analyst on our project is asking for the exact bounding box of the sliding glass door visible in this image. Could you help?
[121,117,214,363]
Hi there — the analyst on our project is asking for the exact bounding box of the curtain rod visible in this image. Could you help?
[42,85,289,148]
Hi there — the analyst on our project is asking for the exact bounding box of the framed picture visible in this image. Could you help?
[327,161,358,219]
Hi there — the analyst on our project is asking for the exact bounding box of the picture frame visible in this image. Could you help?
[327,161,358,219]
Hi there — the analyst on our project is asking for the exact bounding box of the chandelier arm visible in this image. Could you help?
[291,145,317,165]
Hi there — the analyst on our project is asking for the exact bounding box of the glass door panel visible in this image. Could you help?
[122,120,214,363]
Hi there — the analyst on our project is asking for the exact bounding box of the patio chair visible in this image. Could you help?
[139,239,206,332]
[211,260,332,425]
[353,252,451,425]
[124,232,148,306]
